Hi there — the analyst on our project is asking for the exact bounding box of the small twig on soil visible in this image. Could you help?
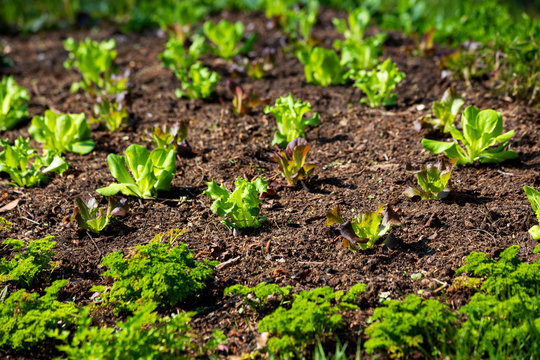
[18,206,40,225]
[216,256,240,270]
[194,250,212,259]
[496,169,514,176]
[87,231,103,259]
[20,216,39,225]
[467,228,497,242]
[431,278,448,294]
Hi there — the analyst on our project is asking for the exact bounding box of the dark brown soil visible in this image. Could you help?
[1,7,539,359]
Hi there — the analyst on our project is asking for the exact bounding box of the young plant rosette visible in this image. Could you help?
[326,204,401,250]
[97,144,176,198]
[204,177,268,230]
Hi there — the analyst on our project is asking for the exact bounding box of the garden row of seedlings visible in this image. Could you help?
[1,7,539,360]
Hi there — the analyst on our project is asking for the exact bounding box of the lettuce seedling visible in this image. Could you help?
[204,177,268,230]
[143,121,192,156]
[297,47,347,86]
[29,110,94,155]
[92,92,129,131]
[246,48,276,79]
[326,204,400,250]
[159,36,218,99]
[203,19,256,60]
[175,62,220,99]
[264,94,320,148]
[227,80,270,116]
[71,196,128,234]
[97,144,176,198]
[332,8,385,71]
[64,38,128,96]
[271,138,318,186]
[0,76,29,131]
[415,88,464,133]
[422,106,518,165]
[337,34,385,71]
[332,7,371,43]
[403,158,457,200]
[523,185,540,240]
[153,1,208,41]
[159,35,206,74]
[351,58,405,107]
[281,0,319,45]
[0,137,68,187]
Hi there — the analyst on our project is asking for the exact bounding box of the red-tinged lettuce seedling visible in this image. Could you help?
[403,158,457,200]
[297,47,347,86]
[264,94,320,148]
[204,177,268,230]
[227,80,270,116]
[97,144,176,198]
[0,76,29,131]
[326,204,401,250]
[232,48,276,79]
[203,19,256,60]
[142,121,191,156]
[71,196,128,234]
[422,106,518,165]
[0,137,68,187]
[415,88,465,133]
[29,110,94,155]
[92,92,129,131]
[524,185,540,240]
[350,58,405,107]
[271,138,318,186]
[246,48,276,79]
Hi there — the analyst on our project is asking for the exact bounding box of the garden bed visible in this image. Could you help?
[1,7,539,359]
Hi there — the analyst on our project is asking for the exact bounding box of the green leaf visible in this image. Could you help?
[203,20,252,60]
[423,105,517,165]
[67,139,95,155]
[421,139,459,156]
[204,177,267,229]
[107,153,135,185]
[29,110,94,155]
[351,58,405,107]
[0,76,29,131]
[41,155,68,175]
[297,47,346,86]
[524,185,540,240]
[265,94,320,148]
[99,146,176,198]
[63,37,125,96]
